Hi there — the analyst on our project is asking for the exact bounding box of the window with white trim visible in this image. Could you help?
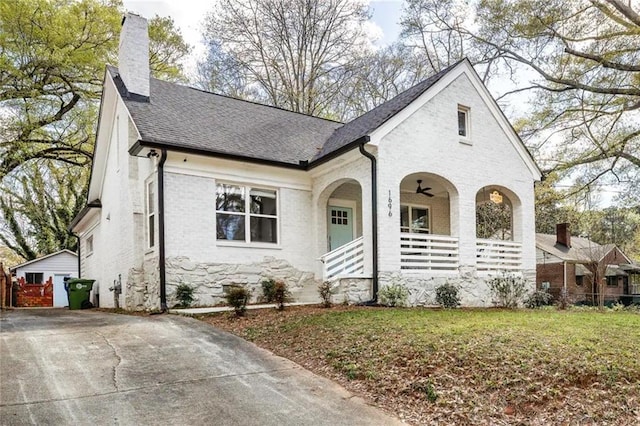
[86,235,94,255]
[147,181,155,248]
[458,105,470,138]
[216,183,278,244]
[400,205,430,234]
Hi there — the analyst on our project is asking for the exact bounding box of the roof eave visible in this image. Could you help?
[68,199,102,233]
[308,135,371,169]
[129,139,309,170]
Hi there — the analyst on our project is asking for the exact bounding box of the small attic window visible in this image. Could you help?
[458,105,470,140]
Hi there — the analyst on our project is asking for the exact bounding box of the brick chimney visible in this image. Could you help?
[556,223,571,248]
[118,13,149,98]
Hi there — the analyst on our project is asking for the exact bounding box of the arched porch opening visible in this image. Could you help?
[475,185,523,273]
[399,173,459,272]
[317,179,365,279]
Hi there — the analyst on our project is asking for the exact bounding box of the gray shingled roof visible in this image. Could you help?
[536,233,617,263]
[108,61,462,166]
[109,66,341,166]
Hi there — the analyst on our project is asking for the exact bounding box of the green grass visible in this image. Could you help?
[211,307,640,423]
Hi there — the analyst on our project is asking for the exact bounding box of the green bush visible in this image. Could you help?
[318,281,334,308]
[273,280,292,311]
[225,286,250,316]
[487,273,527,308]
[261,278,276,303]
[174,283,195,308]
[379,282,409,307]
[524,290,553,309]
[435,282,460,308]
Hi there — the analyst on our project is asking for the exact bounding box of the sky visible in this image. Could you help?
[122,0,405,77]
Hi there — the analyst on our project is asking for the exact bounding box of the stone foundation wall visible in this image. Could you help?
[125,256,160,311]
[379,267,536,307]
[165,256,321,307]
[330,277,372,304]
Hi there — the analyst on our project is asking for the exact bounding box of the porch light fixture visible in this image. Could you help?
[416,180,434,197]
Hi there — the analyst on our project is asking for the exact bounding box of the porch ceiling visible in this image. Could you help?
[399,175,449,198]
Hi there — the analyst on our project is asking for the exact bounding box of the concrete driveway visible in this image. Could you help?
[1,309,402,426]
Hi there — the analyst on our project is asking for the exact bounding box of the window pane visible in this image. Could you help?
[148,215,155,247]
[400,205,410,232]
[250,188,276,215]
[458,110,467,136]
[250,217,277,243]
[413,208,429,232]
[148,182,155,214]
[217,213,245,240]
[216,184,245,212]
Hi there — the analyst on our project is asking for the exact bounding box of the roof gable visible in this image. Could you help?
[10,249,77,271]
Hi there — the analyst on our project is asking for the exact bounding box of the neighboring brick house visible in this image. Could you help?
[536,223,640,303]
[69,14,541,311]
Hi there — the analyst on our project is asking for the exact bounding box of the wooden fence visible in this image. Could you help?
[0,262,11,309]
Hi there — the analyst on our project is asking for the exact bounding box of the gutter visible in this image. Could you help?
[75,234,81,278]
[158,148,168,312]
[358,140,378,302]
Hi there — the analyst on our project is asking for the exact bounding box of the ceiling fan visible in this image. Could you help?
[416,180,434,197]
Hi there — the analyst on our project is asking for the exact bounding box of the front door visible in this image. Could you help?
[328,206,353,251]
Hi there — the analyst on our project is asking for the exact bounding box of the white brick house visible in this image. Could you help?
[70,14,541,310]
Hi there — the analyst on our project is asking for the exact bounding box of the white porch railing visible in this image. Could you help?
[400,234,459,271]
[320,236,365,279]
[476,239,522,272]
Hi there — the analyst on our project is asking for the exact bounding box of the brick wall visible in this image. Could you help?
[15,277,53,307]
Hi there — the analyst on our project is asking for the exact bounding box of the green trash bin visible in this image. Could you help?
[66,279,95,310]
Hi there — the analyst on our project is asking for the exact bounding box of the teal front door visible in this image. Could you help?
[328,206,353,251]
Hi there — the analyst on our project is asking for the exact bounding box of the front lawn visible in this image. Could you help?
[199,306,640,425]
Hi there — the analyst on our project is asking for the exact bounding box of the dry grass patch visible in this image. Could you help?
[199,306,640,425]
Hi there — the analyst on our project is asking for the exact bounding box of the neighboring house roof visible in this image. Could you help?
[9,249,78,272]
[536,233,620,263]
[108,66,342,167]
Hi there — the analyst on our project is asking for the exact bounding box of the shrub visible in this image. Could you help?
[524,290,553,309]
[487,273,527,308]
[379,282,409,307]
[225,286,250,316]
[273,280,292,311]
[174,283,195,308]
[435,282,461,308]
[261,278,276,303]
[318,281,334,308]
[556,288,572,310]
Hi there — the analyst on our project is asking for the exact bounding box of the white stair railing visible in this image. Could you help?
[320,237,365,280]
[400,234,459,271]
[476,239,522,272]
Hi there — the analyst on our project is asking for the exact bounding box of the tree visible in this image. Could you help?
[399,0,640,203]
[0,162,87,260]
[200,0,374,118]
[333,43,435,120]
[0,0,190,259]
[0,0,191,180]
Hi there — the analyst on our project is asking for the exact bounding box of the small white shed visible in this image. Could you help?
[11,249,78,307]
